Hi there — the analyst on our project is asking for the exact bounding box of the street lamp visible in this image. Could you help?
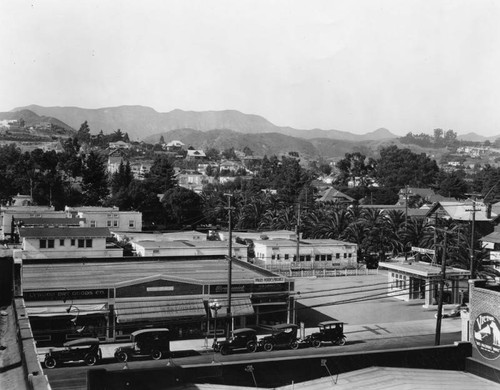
[209,300,221,348]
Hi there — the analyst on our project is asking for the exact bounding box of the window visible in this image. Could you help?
[59,239,64,246]
[71,239,75,246]
[284,254,289,260]
[306,255,311,261]
[348,253,352,258]
[113,220,119,227]
[78,239,85,248]
[90,221,96,227]
[129,220,135,228]
[40,239,47,249]
[327,254,332,261]
[344,253,347,258]
[315,255,320,261]
[321,255,326,261]
[336,253,340,259]
[299,255,305,262]
[47,240,54,248]
[107,220,112,227]
[271,254,276,260]
[85,239,92,248]
[277,254,280,260]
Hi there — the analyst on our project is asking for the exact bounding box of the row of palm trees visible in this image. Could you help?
[200,190,497,278]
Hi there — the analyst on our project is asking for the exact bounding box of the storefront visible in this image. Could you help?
[21,257,295,346]
[380,261,470,307]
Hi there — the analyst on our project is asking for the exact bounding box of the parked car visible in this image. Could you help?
[44,338,102,368]
[114,328,170,362]
[259,323,299,352]
[215,328,258,355]
[305,321,346,348]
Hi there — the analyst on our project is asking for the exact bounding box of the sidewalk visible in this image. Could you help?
[36,318,463,363]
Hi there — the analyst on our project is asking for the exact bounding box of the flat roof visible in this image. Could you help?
[17,218,85,226]
[22,258,279,290]
[19,227,111,238]
[253,239,356,247]
[133,240,246,250]
[379,261,470,277]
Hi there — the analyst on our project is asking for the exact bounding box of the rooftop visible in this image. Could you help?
[22,258,276,290]
[19,227,111,239]
[379,261,470,277]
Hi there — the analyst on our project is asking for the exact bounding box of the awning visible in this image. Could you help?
[27,304,107,318]
[209,297,254,318]
[115,298,206,324]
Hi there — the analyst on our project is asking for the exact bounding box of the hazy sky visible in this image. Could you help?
[1,0,499,136]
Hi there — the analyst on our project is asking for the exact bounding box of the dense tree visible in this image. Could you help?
[375,146,439,188]
[146,155,177,193]
[76,121,91,144]
[335,152,375,186]
[81,151,109,205]
[162,187,203,226]
[435,171,469,199]
[110,161,133,194]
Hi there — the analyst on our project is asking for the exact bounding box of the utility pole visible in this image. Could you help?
[295,203,301,263]
[404,185,409,261]
[435,228,448,346]
[466,197,480,279]
[224,193,234,340]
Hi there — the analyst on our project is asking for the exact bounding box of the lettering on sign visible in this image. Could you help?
[411,247,435,255]
[24,289,108,301]
[490,251,500,261]
[473,313,500,360]
[147,286,174,292]
[254,277,285,284]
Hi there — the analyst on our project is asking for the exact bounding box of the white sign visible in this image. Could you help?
[147,286,174,292]
[254,277,285,284]
[411,247,435,255]
[490,251,500,261]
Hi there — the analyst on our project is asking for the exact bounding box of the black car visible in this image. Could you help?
[44,338,102,368]
[114,328,170,362]
[305,321,346,348]
[215,328,258,355]
[259,323,299,352]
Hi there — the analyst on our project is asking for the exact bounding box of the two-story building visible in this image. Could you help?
[15,227,122,260]
[65,206,142,232]
[0,205,65,240]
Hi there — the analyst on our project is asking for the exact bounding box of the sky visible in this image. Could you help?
[1,0,500,136]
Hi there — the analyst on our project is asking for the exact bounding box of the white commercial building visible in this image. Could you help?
[65,206,142,232]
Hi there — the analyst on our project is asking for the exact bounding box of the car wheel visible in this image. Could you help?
[115,351,128,362]
[246,341,257,353]
[220,345,229,356]
[44,357,57,369]
[289,340,299,350]
[212,343,220,353]
[312,339,321,348]
[84,354,97,366]
[263,342,273,352]
[337,337,346,346]
[151,350,162,360]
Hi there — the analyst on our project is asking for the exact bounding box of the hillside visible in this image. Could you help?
[13,105,399,142]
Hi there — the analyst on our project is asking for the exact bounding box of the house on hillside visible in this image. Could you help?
[107,149,128,174]
[397,187,436,206]
[186,149,206,160]
[109,141,131,150]
[165,140,185,151]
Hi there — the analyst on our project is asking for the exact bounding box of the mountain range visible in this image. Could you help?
[11,104,399,142]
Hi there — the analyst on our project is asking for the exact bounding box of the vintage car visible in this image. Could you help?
[44,338,102,368]
[305,321,346,348]
[215,328,258,355]
[114,328,170,362]
[259,323,299,352]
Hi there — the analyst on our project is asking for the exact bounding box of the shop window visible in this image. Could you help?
[40,239,47,249]
[47,239,54,249]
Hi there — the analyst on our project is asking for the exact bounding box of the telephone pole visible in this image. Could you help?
[435,228,448,346]
[224,193,235,340]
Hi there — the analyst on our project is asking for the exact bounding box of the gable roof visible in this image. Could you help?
[316,187,354,203]
[186,150,206,157]
[425,201,496,222]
